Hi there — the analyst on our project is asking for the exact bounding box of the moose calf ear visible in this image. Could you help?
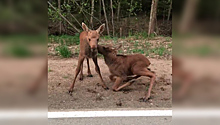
[96,24,105,34]
[82,22,89,31]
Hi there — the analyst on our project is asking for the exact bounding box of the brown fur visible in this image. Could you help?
[98,45,156,101]
[68,23,108,94]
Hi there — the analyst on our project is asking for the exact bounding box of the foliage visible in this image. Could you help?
[151,46,166,56]
[55,45,72,58]
[47,0,173,59]
[49,34,80,45]
[132,49,144,54]
[48,67,53,72]
[48,5,61,22]
[55,40,72,58]
[48,0,172,36]
[3,44,33,58]
[127,0,143,16]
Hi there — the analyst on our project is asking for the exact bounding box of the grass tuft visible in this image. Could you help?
[55,45,72,58]
[49,34,80,45]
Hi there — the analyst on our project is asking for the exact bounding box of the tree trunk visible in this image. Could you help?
[90,0,94,28]
[120,27,122,37]
[117,0,120,22]
[179,0,199,33]
[148,0,159,36]
[163,7,165,23]
[128,0,133,22]
[167,0,172,21]
[101,0,110,36]
[110,0,115,36]
[58,0,62,35]
[128,0,133,34]
[99,0,102,20]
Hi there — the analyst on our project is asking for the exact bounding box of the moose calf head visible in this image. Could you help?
[82,23,105,50]
[98,44,122,56]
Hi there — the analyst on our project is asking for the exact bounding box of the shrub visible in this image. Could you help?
[152,46,166,56]
[55,45,72,58]
[3,45,33,58]
[48,34,80,45]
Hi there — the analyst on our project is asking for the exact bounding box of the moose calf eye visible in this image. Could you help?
[97,38,99,42]
[89,38,91,41]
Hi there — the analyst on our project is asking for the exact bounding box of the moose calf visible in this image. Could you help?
[68,23,108,94]
[98,45,156,101]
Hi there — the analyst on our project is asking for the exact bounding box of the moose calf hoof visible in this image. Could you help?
[139,97,150,102]
[68,89,73,96]
[87,74,93,77]
[104,87,109,90]
[112,89,118,92]
[79,76,84,81]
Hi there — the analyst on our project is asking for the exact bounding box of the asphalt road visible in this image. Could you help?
[48,116,171,125]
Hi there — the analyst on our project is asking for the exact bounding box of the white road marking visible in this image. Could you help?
[173,109,220,118]
[0,110,46,119]
[48,110,172,118]
[1,109,220,119]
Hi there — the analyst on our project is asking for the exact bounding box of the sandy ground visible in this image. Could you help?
[48,57,172,111]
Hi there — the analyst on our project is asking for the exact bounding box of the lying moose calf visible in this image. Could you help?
[98,45,156,101]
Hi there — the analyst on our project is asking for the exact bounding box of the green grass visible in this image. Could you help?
[48,34,80,45]
[140,32,148,39]
[48,67,52,72]
[63,76,68,79]
[101,35,118,41]
[132,49,145,54]
[101,31,154,41]
[168,43,172,48]
[152,46,166,56]
[146,86,149,92]
[145,42,151,48]
[173,42,216,57]
[148,33,156,38]
[97,53,104,58]
[118,49,123,54]
[102,35,112,40]
[185,46,213,56]
[74,47,80,54]
[55,45,72,58]
[145,51,149,56]
[134,41,139,47]
[165,37,171,42]
[0,34,46,44]
[3,44,33,58]
[48,34,172,59]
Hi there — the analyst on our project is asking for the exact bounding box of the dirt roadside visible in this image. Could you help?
[48,57,172,111]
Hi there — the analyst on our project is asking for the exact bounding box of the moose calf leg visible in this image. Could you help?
[109,74,117,82]
[115,82,132,91]
[125,75,141,82]
[86,58,93,77]
[69,56,85,93]
[133,68,156,101]
[92,57,108,90]
[29,64,47,94]
[112,77,123,91]
[115,76,141,91]
[79,62,84,80]
[145,72,156,100]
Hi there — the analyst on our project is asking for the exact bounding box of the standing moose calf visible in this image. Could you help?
[68,23,108,94]
[98,45,156,101]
